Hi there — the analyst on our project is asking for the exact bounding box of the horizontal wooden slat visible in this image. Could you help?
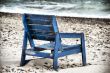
[58,47,81,57]
[31,33,55,39]
[28,25,53,31]
[26,14,53,25]
[60,33,83,38]
[25,49,52,58]
[30,31,55,36]
[29,29,54,35]
[31,34,55,41]
[27,14,52,20]
[27,18,52,25]
[62,44,81,50]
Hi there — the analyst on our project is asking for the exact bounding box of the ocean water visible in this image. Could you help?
[0,0,110,18]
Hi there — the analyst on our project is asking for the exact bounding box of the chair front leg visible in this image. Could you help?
[20,31,28,66]
[53,52,58,71]
[81,33,86,66]
[53,34,60,71]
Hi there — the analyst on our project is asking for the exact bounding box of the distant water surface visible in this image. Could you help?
[0,0,110,18]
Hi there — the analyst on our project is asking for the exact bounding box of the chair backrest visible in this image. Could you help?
[22,14,59,41]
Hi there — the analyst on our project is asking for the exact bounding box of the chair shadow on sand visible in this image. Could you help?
[23,57,88,71]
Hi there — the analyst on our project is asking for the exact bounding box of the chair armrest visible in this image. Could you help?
[59,33,84,38]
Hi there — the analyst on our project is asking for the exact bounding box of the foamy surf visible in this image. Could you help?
[0,1,110,18]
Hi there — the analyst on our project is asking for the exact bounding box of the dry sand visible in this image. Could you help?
[0,12,110,73]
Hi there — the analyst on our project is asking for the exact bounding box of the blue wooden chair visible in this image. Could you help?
[20,14,86,70]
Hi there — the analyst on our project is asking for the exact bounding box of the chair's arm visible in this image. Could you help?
[59,33,84,38]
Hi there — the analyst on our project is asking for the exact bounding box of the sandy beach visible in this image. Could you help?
[0,12,110,73]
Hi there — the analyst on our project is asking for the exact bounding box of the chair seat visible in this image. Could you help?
[25,43,81,55]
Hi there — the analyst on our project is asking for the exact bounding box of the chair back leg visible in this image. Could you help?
[20,49,26,66]
[81,33,86,66]
[20,31,27,66]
